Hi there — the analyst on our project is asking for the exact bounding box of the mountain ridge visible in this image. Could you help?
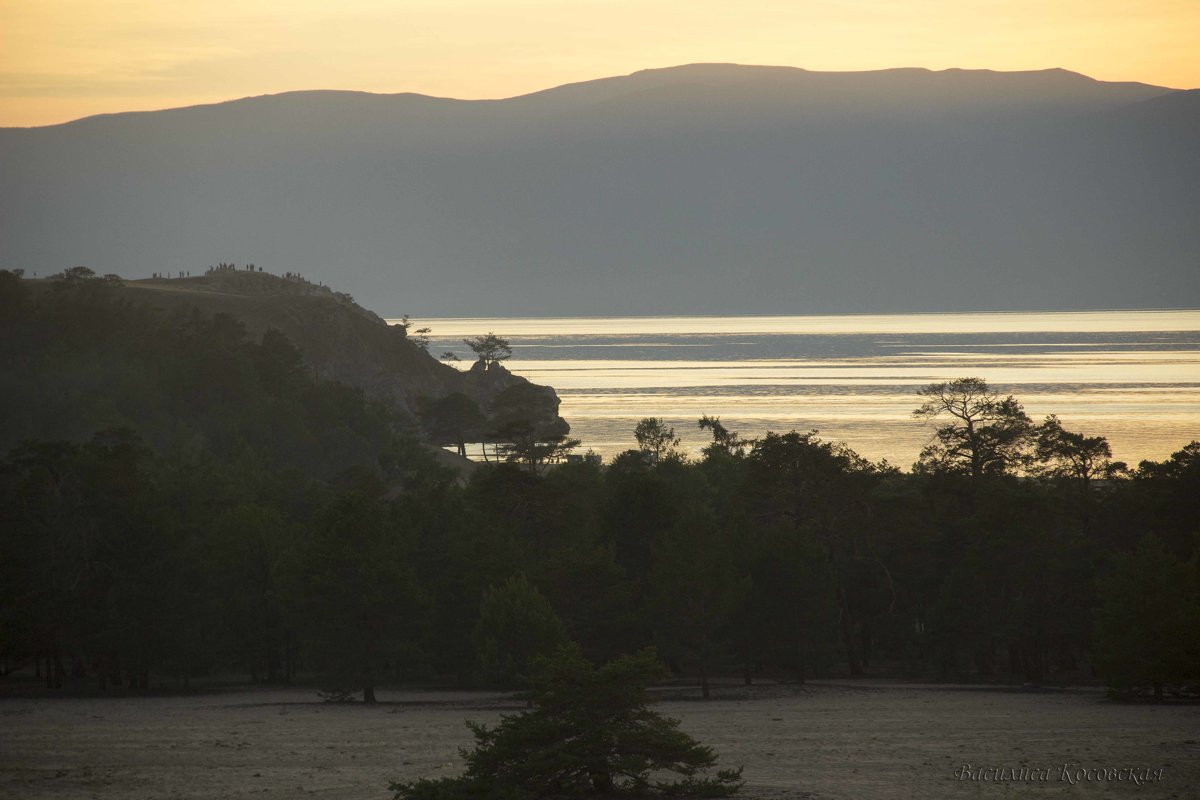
[2,63,1174,132]
[1,64,1196,316]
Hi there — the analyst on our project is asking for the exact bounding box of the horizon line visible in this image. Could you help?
[3,62,1182,131]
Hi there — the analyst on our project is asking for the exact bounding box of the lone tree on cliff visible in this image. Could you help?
[464,333,512,369]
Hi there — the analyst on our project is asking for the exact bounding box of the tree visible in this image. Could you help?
[464,333,512,369]
[286,489,424,703]
[1034,415,1123,488]
[1093,536,1200,700]
[0,269,29,317]
[650,508,745,699]
[203,503,289,683]
[733,523,839,686]
[474,574,568,687]
[489,383,576,472]
[1137,440,1200,483]
[698,415,748,458]
[743,431,885,676]
[55,265,97,282]
[389,645,743,799]
[912,377,1033,478]
[1132,441,1200,555]
[0,430,192,691]
[418,393,486,457]
[494,431,581,474]
[1032,415,1125,534]
[396,315,432,352]
[634,418,680,462]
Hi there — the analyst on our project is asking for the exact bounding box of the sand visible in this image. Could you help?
[1,681,1197,800]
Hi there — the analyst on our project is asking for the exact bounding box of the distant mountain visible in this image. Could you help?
[1,64,1197,315]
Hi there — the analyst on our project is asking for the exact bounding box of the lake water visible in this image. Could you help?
[402,310,1200,468]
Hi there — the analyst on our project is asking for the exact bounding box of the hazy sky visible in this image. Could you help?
[3,0,1198,127]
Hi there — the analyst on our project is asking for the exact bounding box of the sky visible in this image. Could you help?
[2,0,1198,127]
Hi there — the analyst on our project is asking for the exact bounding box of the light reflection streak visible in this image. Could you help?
[396,309,1200,336]
[408,310,1200,464]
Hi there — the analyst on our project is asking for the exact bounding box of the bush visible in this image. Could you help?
[389,645,743,798]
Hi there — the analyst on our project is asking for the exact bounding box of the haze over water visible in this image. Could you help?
[411,310,1200,467]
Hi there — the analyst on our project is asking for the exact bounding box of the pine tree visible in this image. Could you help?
[389,645,742,799]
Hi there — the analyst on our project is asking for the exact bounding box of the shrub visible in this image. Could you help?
[389,645,743,798]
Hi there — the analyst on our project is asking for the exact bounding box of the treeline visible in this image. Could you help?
[1,271,1198,700]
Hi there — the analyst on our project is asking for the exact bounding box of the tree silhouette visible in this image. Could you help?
[474,574,568,687]
[913,377,1033,478]
[634,418,680,461]
[1094,536,1200,700]
[464,333,512,369]
[1034,414,1124,488]
[650,508,745,699]
[389,645,742,799]
[396,315,432,352]
[286,488,423,703]
[489,383,576,472]
[698,414,749,458]
[419,393,486,457]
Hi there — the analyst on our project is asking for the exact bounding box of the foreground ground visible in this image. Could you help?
[1,681,1197,799]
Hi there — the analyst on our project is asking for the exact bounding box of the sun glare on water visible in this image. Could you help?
[410,309,1200,466]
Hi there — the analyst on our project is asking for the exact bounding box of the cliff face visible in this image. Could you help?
[113,270,569,439]
[461,360,571,440]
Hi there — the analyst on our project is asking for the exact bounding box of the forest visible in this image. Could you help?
[1,268,1198,702]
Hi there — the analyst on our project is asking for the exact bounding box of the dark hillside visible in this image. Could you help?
[2,269,567,469]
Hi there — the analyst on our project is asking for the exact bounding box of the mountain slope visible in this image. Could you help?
[1,65,1196,315]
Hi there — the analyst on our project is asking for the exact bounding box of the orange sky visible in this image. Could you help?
[2,0,1198,127]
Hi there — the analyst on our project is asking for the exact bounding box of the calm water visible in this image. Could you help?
[402,311,1200,467]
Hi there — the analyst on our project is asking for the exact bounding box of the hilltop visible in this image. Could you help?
[4,267,568,468]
